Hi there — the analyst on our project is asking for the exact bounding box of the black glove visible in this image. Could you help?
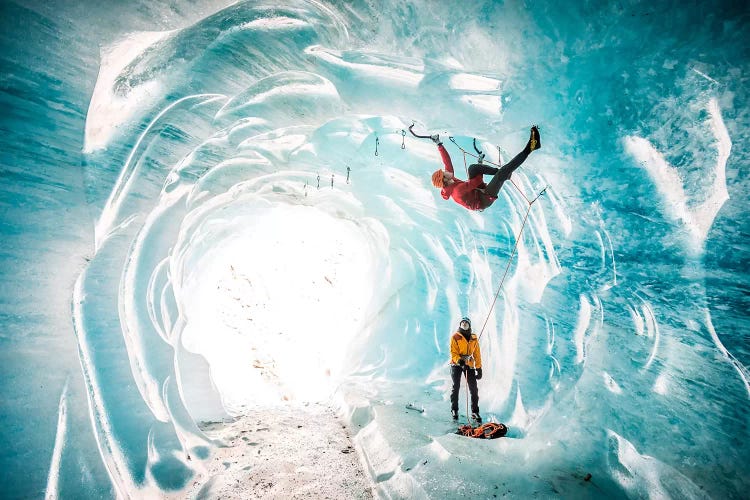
[457,358,465,367]
[475,368,482,380]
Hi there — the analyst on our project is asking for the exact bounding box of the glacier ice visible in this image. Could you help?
[1,0,748,498]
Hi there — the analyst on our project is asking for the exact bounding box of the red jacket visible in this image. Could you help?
[437,144,496,211]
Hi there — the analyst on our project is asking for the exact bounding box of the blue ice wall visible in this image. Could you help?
[1,0,748,498]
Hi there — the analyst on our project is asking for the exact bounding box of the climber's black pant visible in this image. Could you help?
[450,364,479,414]
[468,145,531,198]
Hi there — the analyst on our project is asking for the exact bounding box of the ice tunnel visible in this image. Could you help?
[1,0,749,498]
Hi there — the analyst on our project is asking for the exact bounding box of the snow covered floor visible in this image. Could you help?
[189,403,373,499]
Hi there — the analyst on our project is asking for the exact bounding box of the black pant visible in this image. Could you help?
[450,365,479,414]
[468,144,531,198]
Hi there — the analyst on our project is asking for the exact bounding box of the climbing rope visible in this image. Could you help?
[403,125,549,424]
[460,144,469,177]
[446,135,547,340]
[449,136,502,167]
[463,368,472,423]
[406,124,549,341]
[476,188,545,340]
[444,132,548,424]
[379,123,548,337]
[456,182,545,425]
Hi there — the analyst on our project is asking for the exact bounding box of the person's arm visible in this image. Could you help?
[450,334,460,364]
[473,339,482,369]
[438,144,454,174]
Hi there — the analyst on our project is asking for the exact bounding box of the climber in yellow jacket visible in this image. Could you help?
[450,317,482,423]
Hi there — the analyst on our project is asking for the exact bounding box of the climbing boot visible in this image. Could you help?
[452,410,459,421]
[471,413,482,424]
[528,126,541,151]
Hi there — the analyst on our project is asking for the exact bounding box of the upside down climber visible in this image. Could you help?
[430,126,541,211]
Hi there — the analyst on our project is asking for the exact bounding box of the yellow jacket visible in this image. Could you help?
[450,332,482,369]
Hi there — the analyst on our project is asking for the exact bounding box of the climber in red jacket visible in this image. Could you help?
[431,126,541,211]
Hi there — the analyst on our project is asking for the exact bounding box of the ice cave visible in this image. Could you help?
[1,0,748,498]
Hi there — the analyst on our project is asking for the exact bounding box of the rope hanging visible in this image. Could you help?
[399,128,546,423]
[446,139,548,389]
[399,124,553,425]
[460,150,469,178]
[457,181,545,425]
[476,190,545,341]
[405,124,548,341]
[451,138,547,339]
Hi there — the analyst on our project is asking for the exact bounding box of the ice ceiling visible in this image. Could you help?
[1,0,748,498]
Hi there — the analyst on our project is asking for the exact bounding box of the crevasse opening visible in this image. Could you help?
[176,185,382,411]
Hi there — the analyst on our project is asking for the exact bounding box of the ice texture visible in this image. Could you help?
[1,0,749,498]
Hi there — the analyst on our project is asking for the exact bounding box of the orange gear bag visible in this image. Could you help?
[457,422,508,439]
